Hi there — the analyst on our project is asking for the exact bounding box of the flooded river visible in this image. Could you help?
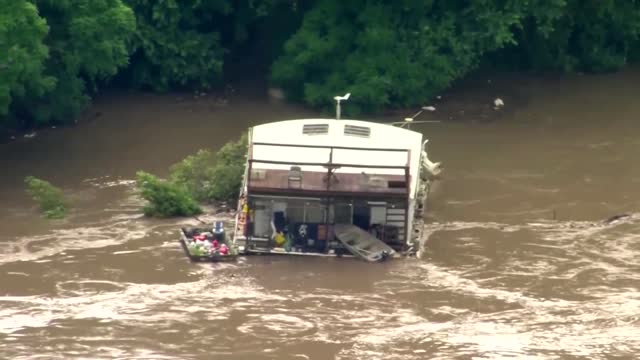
[1,69,640,359]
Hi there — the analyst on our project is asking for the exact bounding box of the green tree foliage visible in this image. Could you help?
[24,176,67,219]
[206,133,247,202]
[135,171,202,217]
[1,0,135,128]
[170,134,248,203]
[0,1,52,122]
[3,0,640,129]
[122,0,305,91]
[136,135,246,217]
[124,0,232,91]
[169,149,217,202]
[270,0,523,114]
[507,0,640,72]
[224,0,310,63]
[24,0,135,124]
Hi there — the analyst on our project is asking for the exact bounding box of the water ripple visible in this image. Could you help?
[1,209,639,359]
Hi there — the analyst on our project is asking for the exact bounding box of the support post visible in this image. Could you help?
[324,197,331,253]
[404,151,411,249]
[245,142,254,251]
[326,147,334,191]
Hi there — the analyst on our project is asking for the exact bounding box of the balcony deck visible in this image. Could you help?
[248,169,409,197]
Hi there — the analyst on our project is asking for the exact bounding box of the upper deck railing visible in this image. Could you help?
[246,141,412,197]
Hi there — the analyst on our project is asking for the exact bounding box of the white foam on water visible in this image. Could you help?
[112,250,141,255]
[333,216,640,359]
[0,274,289,335]
[1,209,639,359]
[0,214,149,265]
[82,176,137,189]
[237,313,316,338]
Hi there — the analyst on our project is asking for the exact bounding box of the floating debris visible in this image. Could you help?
[493,98,504,109]
[268,87,285,101]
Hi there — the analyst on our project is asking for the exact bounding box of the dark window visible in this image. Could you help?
[387,180,407,188]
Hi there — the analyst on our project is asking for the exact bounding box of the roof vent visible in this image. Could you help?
[302,124,329,135]
[344,124,371,137]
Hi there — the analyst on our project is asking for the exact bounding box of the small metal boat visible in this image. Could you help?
[333,224,395,262]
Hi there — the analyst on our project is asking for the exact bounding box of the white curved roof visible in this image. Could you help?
[250,119,424,197]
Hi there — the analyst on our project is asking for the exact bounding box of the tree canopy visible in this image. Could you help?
[1,0,640,128]
[1,0,134,128]
[124,0,231,91]
[0,1,51,122]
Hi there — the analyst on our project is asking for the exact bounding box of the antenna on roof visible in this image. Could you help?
[389,106,440,129]
[334,93,351,120]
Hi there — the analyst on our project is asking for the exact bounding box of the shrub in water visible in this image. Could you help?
[170,133,247,203]
[169,149,216,202]
[206,133,247,202]
[206,161,245,202]
[24,176,67,219]
[137,134,247,216]
[136,171,202,217]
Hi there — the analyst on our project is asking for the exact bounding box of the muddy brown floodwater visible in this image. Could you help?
[1,68,640,359]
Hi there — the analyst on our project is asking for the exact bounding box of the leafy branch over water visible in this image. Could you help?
[24,176,67,219]
[136,134,247,217]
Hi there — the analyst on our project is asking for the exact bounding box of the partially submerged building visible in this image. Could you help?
[232,107,440,261]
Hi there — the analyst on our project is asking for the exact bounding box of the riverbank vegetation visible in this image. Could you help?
[136,134,247,217]
[2,1,640,130]
[24,176,67,219]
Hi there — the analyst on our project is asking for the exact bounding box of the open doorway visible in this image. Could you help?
[352,201,370,231]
